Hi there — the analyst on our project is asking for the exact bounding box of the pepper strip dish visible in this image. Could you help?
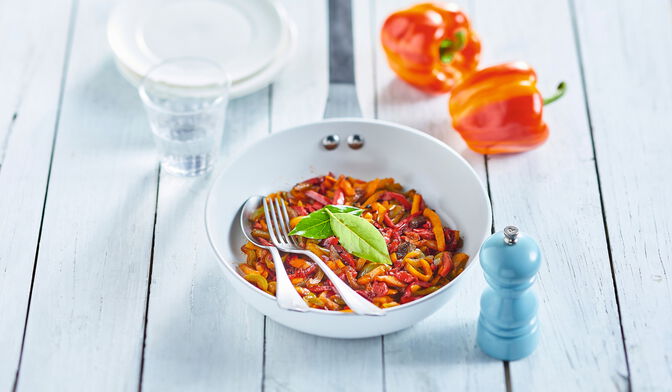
[238,174,469,311]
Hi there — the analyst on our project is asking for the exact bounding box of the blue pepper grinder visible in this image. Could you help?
[477,225,541,361]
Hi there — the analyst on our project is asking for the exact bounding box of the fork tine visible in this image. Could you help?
[266,198,287,246]
[278,198,301,247]
[262,198,280,246]
[273,198,292,243]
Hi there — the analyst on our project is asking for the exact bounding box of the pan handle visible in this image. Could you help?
[324,0,362,118]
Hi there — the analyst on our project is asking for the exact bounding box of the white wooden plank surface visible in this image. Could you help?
[371,1,505,390]
[140,90,270,391]
[0,0,73,390]
[473,1,630,390]
[574,0,672,389]
[14,0,158,390]
[263,1,385,391]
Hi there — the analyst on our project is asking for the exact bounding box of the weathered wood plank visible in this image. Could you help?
[472,0,629,390]
[372,1,504,390]
[14,0,158,390]
[263,1,384,391]
[573,0,672,389]
[140,90,270,392]
[0,0,73,390]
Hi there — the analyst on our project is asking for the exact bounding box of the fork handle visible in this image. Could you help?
[303,252,385,316]
[269,247,310,312]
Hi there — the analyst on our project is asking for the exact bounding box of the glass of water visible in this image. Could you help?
[139,58,231,176]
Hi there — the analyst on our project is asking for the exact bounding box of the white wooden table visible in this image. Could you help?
[2,0,671,391]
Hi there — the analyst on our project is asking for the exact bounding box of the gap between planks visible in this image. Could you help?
[11,0,79,390]
[567,0,632,388]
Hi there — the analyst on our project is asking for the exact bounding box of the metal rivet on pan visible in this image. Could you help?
[347,134,364,149]
[321,134,340,150]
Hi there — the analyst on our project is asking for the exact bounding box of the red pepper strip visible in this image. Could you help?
[356,290,374,300]
[337,248,357,268]
[391,270,415,283]
[332,189,345,205]
[372,281,388,297]
[291,205,308,216]
[306,190,331,206]
[438,252,453,277]
[381,192,412,210]
[304,176,323,185]
[383,212,396,228]
[400,284,418,304]
[258,237,273,247]
[309,285,333,293]
[323,236,339,247]
[395,212,420,232]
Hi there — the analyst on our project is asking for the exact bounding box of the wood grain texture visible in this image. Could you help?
[264,1,384,392]
[0,0,73,390]
[140,90,270,392]
[372,1,504,391]
[573,0,672,389]
[473,0,629,390]
[14,0,158,390]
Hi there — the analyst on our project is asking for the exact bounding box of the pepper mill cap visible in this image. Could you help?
[479,225,542,289]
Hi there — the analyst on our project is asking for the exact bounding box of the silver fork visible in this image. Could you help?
[264,197,385,316]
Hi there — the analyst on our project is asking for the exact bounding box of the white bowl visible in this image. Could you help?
[205,119,491,338]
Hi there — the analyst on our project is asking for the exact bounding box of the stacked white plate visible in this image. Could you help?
[108,0,296,98]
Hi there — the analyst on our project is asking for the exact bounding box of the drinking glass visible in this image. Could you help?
[139,58,231,176]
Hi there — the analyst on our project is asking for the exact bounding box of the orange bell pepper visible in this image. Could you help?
[381,3,481,94]
[449,61,566,154]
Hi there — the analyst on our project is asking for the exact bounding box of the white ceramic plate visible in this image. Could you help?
[108,0,286,83]
[205,119,492,338]
[112,20,296,98]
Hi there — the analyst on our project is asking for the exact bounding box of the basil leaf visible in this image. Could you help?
[324,205,363,216]
[326,210,392,265]
[287,209,331,239]
[288,205,362,239]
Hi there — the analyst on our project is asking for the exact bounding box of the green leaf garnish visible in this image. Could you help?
[288,205,362,239]
[326,210,392,265]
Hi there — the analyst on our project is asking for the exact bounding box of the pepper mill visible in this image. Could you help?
[476,225,541,360]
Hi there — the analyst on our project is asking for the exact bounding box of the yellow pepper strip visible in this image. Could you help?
[374,275,406,287]
[267,282,277,295]
[415,286,440,296]
[452,253,470,269]
[423,208,446,251]
[411,194,422,215]
[362,190,385,208]
[382,301,400,308]
[357,265,389,285]
[364,178,380,198]
[373,296,394,307]
[244,273,268,291]
[405,258,433,281]
[372,202,387,224]
[289,216,305,228]
[255,264,269,278]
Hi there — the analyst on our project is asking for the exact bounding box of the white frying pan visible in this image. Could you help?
[205,0,491,338]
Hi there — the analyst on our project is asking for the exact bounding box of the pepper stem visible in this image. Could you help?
[542,82,567,105]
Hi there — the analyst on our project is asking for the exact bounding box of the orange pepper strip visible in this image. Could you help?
[339,177,356,196]
[364,178,380,198]
[374,275,406,288]
[306,243,328,258]
[362,190,385,209]
[411,194,422,215]
[289,216,305,228]
[423,208,446,251]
